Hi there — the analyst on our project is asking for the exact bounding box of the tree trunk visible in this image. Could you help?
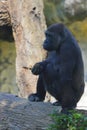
[0,0,11,26]
[0,0,47,98]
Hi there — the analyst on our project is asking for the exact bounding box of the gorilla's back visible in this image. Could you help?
[72,39,84,93]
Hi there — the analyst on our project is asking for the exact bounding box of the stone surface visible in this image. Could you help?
[0,93,60,130]
[0,91,86,130]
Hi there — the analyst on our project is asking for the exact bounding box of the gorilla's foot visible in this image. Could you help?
[61,107,76,114]
[28,93,44,102]
[53,101,61,106]
[61,108,70,114]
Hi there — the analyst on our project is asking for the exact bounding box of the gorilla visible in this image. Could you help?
[28,23,85,113]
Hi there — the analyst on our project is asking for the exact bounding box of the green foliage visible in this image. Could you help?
[0,41,18,94]
[47,110,87,130]
[44,1,87,42]
[44,1,60,26]
[68,19,87,42]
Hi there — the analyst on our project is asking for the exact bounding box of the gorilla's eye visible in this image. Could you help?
[45,32,50,37]
[45,31,54,38]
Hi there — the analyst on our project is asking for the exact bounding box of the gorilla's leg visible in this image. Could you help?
[60,87,77,113]
[28,74,46,102]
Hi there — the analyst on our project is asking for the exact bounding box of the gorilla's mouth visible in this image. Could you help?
[43,43,48,50]
[43,43,53,51]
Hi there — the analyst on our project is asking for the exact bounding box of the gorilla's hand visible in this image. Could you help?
[31,62,44,75]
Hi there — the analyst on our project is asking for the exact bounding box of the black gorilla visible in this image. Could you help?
[28,23,85,113]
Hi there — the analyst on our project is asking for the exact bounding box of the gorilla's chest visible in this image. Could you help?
[46,62,59,76]
[44,55,60,80]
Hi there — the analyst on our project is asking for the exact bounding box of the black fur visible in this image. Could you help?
[28,23,85,112]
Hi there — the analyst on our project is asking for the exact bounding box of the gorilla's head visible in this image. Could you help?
[43,23,67,51]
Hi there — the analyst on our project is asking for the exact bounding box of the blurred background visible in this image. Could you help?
[0,0,87,94]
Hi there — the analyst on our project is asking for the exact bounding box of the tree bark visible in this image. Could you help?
[0,0,11,26]
[9,0,47,98]
[0,0,47,98]
[0,93,60,130]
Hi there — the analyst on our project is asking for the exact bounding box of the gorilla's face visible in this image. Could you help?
[43,23,66,51]
[43,31,61,51]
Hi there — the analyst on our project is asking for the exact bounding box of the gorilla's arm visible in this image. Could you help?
[31,60,49,75]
